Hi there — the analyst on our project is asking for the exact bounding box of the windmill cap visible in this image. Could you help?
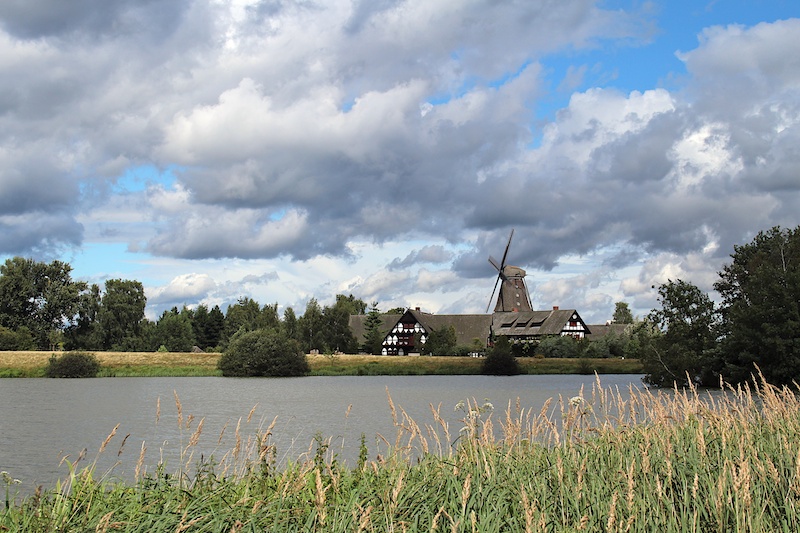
[502,265,526,277]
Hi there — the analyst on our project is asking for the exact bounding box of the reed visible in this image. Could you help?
[3,374,798,531]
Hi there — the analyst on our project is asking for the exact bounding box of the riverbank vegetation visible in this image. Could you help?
[0,351,642,378]
[3,374,799,531]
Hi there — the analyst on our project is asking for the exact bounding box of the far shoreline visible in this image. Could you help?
[0,350,643,378]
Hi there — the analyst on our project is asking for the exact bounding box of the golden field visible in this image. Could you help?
[0,350,642,377]
[0,351,221,377]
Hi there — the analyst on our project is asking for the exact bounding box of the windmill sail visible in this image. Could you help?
[487,230,533,313]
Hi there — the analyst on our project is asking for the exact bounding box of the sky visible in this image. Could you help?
[1,0,798,323]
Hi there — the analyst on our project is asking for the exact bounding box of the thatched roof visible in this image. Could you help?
[491,309,590,337]
[407,309,492,347]
[349,307,593,349]
[349,310,491,347]
[348,313,402,343]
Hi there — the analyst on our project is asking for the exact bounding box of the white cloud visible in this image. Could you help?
[148,273,217,305]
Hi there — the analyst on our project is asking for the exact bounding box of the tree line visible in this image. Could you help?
[2,225,798,386]
[0,260,367,355]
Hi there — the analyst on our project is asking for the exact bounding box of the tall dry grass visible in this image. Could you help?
[3,373,799,531]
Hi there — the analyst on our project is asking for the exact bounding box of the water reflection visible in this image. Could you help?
[0,374,645,493]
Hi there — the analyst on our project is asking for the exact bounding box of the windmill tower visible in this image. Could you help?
[487,229,533,313]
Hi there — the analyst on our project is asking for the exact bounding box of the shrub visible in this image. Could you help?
[482,336,521,375]
[218,328,309,377]
[0,326,36,351]
[537,335,581,358]
[45,352,101,378]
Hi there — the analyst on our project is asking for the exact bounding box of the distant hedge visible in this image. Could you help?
[45,352,101,378]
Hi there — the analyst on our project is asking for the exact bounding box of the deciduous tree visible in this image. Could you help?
[644,279,719,387]
[613,302,634,324]
[715,226,800,385]
[334,294,367,316]
[298,298,326,353]
[96,279,147,350]
[322,296,359,353]
[153,308,196,352]
[0,257,87,349]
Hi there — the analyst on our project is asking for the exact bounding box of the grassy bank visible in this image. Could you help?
[0,351,642,377]
[2,375,799,531]
[0,351,222,377]
[308,353,643,375]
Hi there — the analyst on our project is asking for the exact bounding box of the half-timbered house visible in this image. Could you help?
[349,306,592,355]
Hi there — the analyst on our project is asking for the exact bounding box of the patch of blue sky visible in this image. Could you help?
[268,208,287,221]
[529,0,797,146]
[426,59,533,107]
[114,164,182,193]
[66,242,149,283]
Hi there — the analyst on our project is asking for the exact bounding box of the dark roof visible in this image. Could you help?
[348,313,401,343]
[348,310,493,348]
[349,308,592,349]
[491,309,590,337]
[407,309,492,346]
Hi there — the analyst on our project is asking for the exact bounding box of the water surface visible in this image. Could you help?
[0,374,644,492]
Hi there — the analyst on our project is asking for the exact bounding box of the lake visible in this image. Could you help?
[0,374,644,493]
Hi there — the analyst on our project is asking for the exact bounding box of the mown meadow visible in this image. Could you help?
[0,351,643,377]
[2,373,799,532]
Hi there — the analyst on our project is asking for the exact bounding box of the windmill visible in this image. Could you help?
[487,229,533,313]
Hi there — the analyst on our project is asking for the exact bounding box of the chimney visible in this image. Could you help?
[553,305,559,311]
[415,307,421,311]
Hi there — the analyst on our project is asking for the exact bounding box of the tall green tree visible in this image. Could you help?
[64,283,102,350]
[334,294,367,316]
[298,298,326,353]
[224,297,264,342]
[191,304,211,349]
[153,308,196,352]
[643,279,719,388]
[715,226,800,385]
[206,305,225,349]
[322,297,359,353]
[362,302,384,355]
[0,257,87,349]
[282,306,299,342]
[96,279,147,350]
[613,302,634,324]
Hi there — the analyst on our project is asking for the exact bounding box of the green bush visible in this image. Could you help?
[218,328,309,377]
[0,326,36,351]
[537,335,581,358]
[482,336,521,375]
[45,352,101,378]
